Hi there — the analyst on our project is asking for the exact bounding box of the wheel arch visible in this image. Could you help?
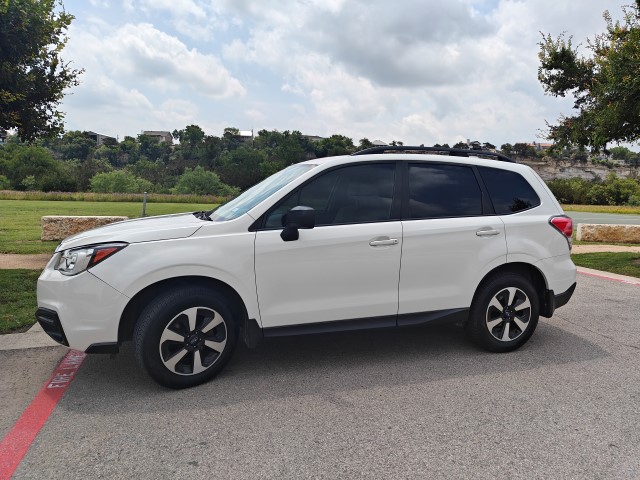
[472,262,548,316]
[118,276,249,344]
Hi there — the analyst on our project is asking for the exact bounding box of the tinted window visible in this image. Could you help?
[478,167,541,214]
[265,163,396,227]
[407,164,482,219]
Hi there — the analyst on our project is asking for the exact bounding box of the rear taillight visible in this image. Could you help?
[549,215,573,249]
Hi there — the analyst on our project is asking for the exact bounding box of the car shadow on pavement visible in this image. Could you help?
[57,318,609,415]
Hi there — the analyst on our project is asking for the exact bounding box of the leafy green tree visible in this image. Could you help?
[218,147,268,189]
[254,130,311,167]
[512,143,537,159]
[138,134,171,163]
[538,1,640,149]
[0,143,76,190]
[500,143,514,155]
[358,138,375,150]
[452,141,468,149]
[314,134,355,157]
[57,130,96,161]
[129,158,169,186]
[0,174,10,189]
[0,0,82,141]
[173,166,238,196]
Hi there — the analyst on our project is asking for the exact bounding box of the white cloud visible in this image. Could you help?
[58,0,633,147]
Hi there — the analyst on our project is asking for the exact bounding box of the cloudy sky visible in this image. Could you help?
[60,0,629,147]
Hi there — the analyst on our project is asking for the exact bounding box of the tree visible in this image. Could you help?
[500,143,514,155]
[538,1,640,149]
[0,0,82,141]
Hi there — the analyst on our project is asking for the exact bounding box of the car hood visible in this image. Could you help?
[56,213,204,251]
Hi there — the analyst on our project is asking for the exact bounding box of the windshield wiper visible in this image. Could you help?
[192,210,213,221]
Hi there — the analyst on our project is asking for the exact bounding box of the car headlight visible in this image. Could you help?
[55,243,127,276]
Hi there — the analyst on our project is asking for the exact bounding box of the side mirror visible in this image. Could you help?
[280,206,315,241]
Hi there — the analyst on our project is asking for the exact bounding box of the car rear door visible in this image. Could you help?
[398,162,508,322]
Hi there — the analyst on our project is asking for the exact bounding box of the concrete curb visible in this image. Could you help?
[576,266,640,285]
[0,323,62,351]
[1,266,637,352]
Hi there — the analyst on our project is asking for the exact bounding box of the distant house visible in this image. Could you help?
[527,142,553,151]
[467,139,482,150]
[143,131,173,143]
[86,131,116,146]
[372,140,387,146]
[237,130,254,144]
[303,135,325,143]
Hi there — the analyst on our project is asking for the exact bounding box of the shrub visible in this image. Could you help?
[90,170,154,193]
[173,166,239,196]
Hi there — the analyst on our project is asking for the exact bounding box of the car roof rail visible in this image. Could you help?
[351,145,515,163]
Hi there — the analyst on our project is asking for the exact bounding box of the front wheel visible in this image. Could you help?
[467,274,539,352]
[133,286,237,389]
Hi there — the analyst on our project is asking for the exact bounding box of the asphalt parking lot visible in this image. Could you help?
[2,272,639,479]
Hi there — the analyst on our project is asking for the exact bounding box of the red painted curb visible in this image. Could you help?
[0,350,86,480]
[578,269,640,286]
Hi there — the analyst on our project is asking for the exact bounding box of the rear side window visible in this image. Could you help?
[478,167,541,214]
[407,164,482,219]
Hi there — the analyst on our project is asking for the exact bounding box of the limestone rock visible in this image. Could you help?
[576,224,640,244]
[41,216,129,241]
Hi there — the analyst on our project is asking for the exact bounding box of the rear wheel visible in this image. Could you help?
[133,286,237,388]
[467,273,539,352]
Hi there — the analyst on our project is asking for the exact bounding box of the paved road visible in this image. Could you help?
[567,211,640,225]
[3,273,640,479]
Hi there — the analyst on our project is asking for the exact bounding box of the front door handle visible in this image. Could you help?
[369,237,399,247]
[476,228,500,237]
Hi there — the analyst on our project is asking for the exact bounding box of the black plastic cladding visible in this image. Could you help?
[351,145,515,163]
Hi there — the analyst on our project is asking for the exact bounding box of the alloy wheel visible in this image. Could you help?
[485,287,532,342]
[158,306,227,375]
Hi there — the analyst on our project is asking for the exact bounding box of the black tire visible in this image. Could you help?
[133,286,237,389]
[467,273,539,352]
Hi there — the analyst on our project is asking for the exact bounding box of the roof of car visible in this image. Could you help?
[299,145,522,171]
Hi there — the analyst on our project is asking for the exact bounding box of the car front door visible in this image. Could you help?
[254,162,402,330]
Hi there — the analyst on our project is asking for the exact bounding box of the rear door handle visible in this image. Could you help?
[369,237,399,247]
[476,228,500,237]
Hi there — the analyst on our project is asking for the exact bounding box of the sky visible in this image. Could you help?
[59,0,631,147]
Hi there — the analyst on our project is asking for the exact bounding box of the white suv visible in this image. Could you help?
[36,147,576,388]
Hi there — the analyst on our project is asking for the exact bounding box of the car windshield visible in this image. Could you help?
[210,163,317,222]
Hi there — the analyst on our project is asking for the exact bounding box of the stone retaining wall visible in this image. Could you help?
[576,224,640,244]
[41,216,128,241]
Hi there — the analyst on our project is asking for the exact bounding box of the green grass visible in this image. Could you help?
[0,269,39,334]
[563,204,640,214]
[0,190,228,204]
[572,252,640,278]
[0,199,214,254]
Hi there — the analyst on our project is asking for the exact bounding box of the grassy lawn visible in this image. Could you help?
[0,199,214,254]
[0,269,39,334]
[572,252,640,278]
[563,204,640,214]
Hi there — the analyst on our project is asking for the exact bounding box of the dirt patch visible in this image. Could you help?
[0,254,51,270]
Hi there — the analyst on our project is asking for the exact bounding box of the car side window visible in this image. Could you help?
[478,167,541,214]
[264,163,396,228]
[407,164,482,219]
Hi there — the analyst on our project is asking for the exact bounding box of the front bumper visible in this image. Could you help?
[36,268,129,352]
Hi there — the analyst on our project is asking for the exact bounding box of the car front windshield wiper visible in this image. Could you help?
[192,210,213,221]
